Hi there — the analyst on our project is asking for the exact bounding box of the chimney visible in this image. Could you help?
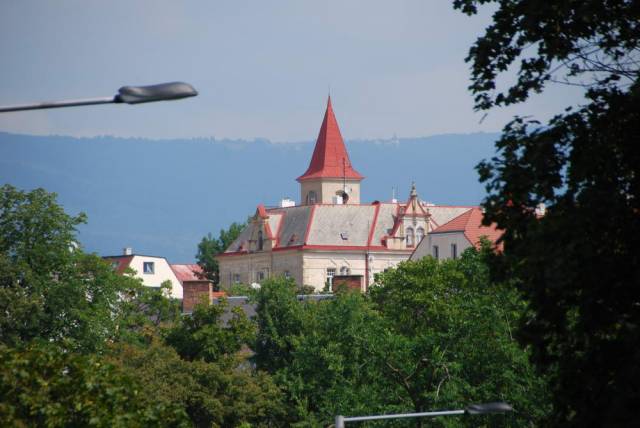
[123,247,133,256]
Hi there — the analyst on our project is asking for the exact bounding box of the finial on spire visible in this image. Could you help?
[410,181,417,197]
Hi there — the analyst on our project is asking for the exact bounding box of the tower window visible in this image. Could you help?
[416,227,425,244]
[258,230,264,251]
[406,227,415,247]
[307,191,317,205]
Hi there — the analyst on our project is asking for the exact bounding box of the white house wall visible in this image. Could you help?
[128,256,183,299]
[428,232,472,260]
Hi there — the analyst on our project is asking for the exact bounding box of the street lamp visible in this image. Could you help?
[0,81,197,113]
[335,402,513,427]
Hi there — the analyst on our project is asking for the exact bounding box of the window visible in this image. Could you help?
[433,245,439,260]
[340,266,350,275]
[416,227,425,244]
[233,273,241,284]
[258,230,264,251]
[451,243,458,260]
[307,191,317,205]
[406,227,415,247]
[326,267,336,291]
[284,270,291,279]
[257,271,265,281]
[143,262,154,274]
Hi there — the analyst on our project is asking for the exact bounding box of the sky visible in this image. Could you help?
[0,1,584,142]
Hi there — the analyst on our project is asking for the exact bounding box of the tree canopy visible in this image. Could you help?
[196,222,245,286]
[252,250,549,426]
[454,1,640,425]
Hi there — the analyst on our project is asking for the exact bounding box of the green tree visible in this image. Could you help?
[196,222,245,287]
[252,277,305,373]
[370,248,549,427]
[253,255,547,426]
[0,185,141,353]
[109,339,287,428]
[0,342,189,428]
[453,1,640,425]
[164,298,255,365]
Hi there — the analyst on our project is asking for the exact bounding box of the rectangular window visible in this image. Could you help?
[451,243,457,260]
[284,270,291,279]
[326,268,336,291]
[257,271,265,281]
[433,245,439,260]
[233,273,241,284]
[143,262,155,274]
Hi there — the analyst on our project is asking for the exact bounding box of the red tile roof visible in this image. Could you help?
[103,255,134,274]
[297,97,364,181]
[432,207,503,248]
[170,264,204,283]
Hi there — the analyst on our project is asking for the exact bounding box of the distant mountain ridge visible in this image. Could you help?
[0,131,499,262]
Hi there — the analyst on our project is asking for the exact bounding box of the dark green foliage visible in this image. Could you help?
[165,299,255,364]
[371,248,549,427]
[252,277,305,373]
[109,340,286,428]
[0,342,189,428]
[0,186,288,426]
[453,0,640,110]
[254,253,548,426]
[196,222,245,286]
[0,185,140,353]
[453,1,640,425]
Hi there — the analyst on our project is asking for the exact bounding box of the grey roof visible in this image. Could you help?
[372,203,399,245]
[307,205,376,246]
[224,202,476,253]
[275,205,312,247]
[207,294,335,325]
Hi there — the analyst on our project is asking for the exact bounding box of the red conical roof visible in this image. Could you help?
[297,97,364,182]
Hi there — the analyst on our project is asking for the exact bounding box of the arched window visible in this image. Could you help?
[307,191,317,205]
[416,227,425,244]
[257,230,264,251]
[406,227,415,247]
[340,266,350,275]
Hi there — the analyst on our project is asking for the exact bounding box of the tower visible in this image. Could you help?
[297,97,364,204]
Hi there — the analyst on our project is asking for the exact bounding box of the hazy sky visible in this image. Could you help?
[0,1,583,141]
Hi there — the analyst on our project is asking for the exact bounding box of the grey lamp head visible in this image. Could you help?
[465,402,513,415]
[115,82,198,104]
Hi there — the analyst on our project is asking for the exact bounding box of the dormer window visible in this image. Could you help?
[307,191,317,205]
[406,227,415,247]
[258,230,264,251]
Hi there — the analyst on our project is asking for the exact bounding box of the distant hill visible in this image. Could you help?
[0,131,499,262]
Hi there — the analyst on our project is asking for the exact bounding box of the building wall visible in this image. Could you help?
[427,232,472,260]
[128,256,183,299]
[218,250,303,289]
[302,250,410,291]
[300,178,361,205]
[218,248,410,292]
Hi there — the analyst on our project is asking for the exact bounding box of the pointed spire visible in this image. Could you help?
[297,97,364,182]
